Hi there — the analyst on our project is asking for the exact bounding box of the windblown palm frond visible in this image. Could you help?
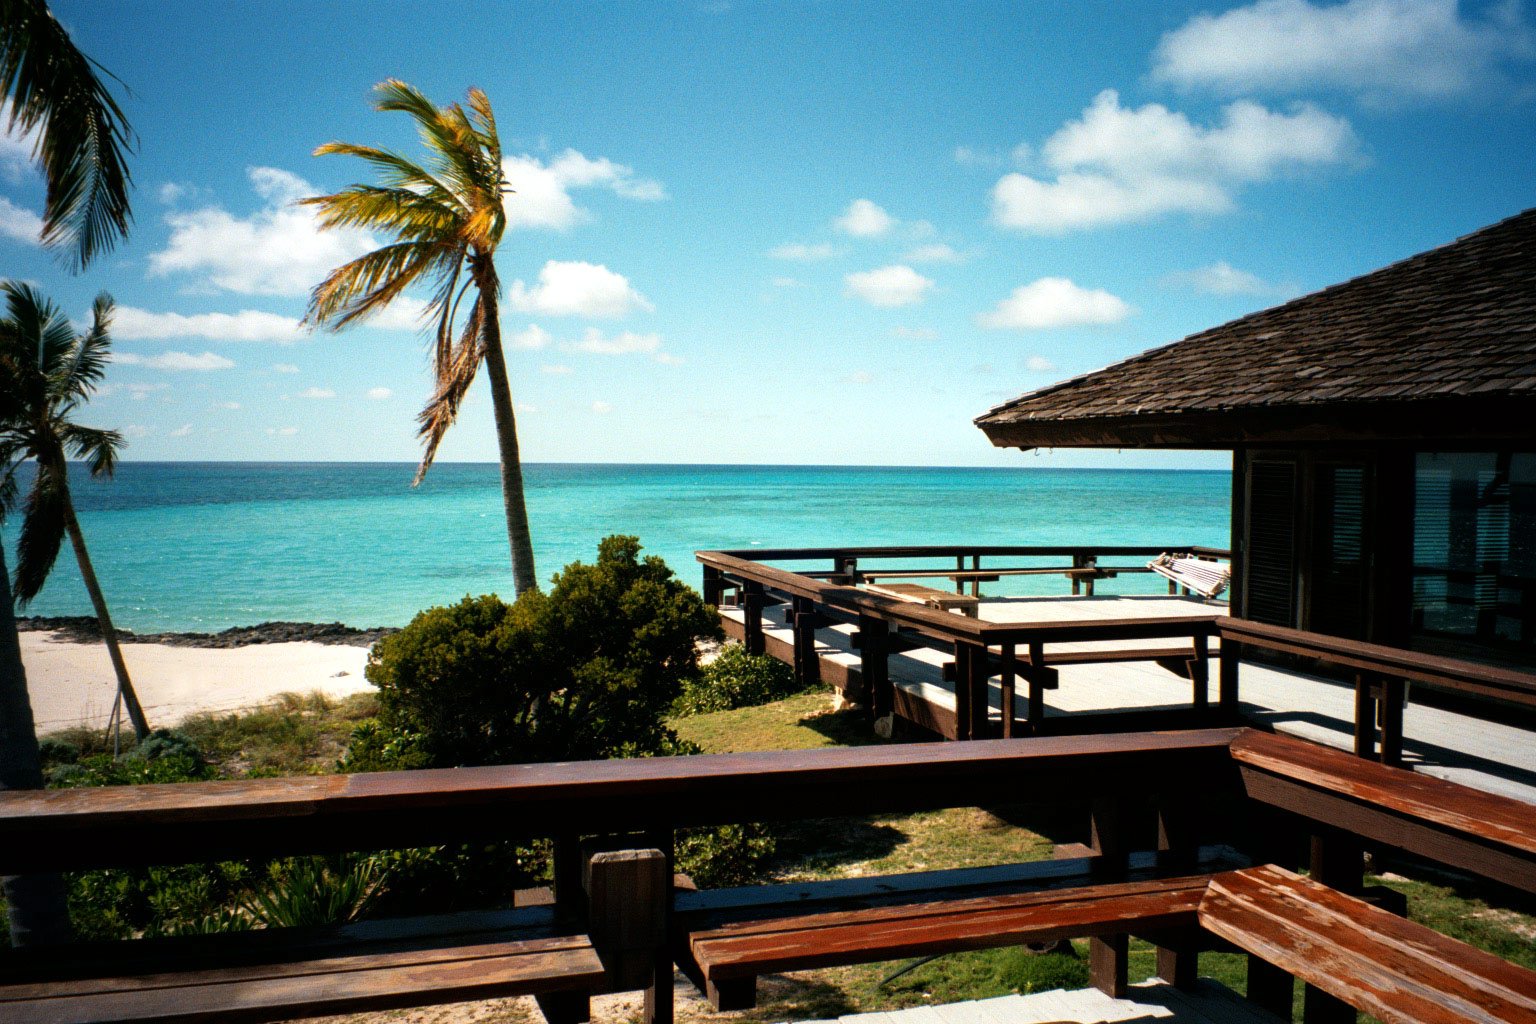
[0,0,134,271]
[10,454,65,603]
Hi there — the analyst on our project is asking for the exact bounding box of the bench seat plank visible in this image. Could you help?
[690,874,1207,980]
[0,933,605,1024]
[1200,865,1536,1024]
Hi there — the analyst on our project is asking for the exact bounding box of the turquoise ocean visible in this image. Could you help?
[9,463,1231,633]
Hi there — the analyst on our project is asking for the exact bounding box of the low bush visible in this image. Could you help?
[347,535,721,770]
[675,642,803,715]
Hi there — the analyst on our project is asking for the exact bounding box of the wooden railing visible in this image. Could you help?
[1217,617,1536,766]
[4,728,1536,1024]
[697,546,1228,740]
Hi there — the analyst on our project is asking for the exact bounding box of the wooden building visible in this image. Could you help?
[976,209,1536,668]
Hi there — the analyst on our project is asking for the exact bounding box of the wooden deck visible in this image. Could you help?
[797,979,1275,1024]
[721,594,1536,805]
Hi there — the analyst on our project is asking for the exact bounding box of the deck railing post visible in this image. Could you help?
[741,581,765,656]
[1218,637,1240,713]
[791,597,821,689]
[1379,677,1406,768]
[642,825,676,1024]
[1000,643,1017,738]
[1088,798,1129,999]
[1153,802,1198,990]
[1025,641,1051,736]
[1302,834,1363,1023]
[1189,632,1210,712]
[701,565,723,608]
[1354,672,1378,759]
[859,613,892,729]
[953,643,973,741]
[964,641,991,739]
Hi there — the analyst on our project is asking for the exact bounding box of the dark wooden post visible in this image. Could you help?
[741,581,764,656]
[860,613,892,725]
[586,848,668,991]
[1071,553,1083,596]
[701,566,723,608]
[1354,672,1378,759]
[955,554,966,594]
[1303,834,1363,1024]
[953,643,972,741]
[1026,640,1050,736]
[791,597,821,689]
[999,643,1017,739]
[1153,802,1198,990]
[1218,637,1240,713]
[1189,632,1210,712]
[1089,798,1129,998]
[642,825,676,1024]
[1379,677,1405,768]
[970,554,983,597]
[552,833,585,918]
[965,641,991,739]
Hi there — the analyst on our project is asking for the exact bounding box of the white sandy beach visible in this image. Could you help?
[21,632,374,734]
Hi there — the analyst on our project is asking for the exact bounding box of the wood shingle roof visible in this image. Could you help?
[976,209,1536,449]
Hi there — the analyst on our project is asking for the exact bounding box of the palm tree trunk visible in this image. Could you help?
[61,496,149,740]
[0,543,72,945]
[473,264,538,595]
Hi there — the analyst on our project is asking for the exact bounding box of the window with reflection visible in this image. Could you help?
[1413,452,1536,663]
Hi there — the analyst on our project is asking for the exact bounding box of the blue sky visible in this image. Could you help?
[3,0,1532,468]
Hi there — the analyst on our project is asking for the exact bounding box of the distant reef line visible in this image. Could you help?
[16,617,399,649]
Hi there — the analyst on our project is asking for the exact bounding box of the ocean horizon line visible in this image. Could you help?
[91,459,1232,474]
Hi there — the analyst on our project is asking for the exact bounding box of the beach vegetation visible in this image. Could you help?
[302,79,541,595]
[0,283,150,741]
[675,641,804,715]
[349,535,719,769]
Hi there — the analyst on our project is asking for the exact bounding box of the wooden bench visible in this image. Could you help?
[1201,864,1536,1024]
[676,849,1231,1010]
[861,582,979,617]
[0,850,666,1024]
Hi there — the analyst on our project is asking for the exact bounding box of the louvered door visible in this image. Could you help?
[1308,462,1370,638]
[1244,458,1299,627]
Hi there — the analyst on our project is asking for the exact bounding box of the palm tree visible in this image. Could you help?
[0,0,135,270]
[303,80,537,595]
[0,283,148,741]
[1,0,135,945]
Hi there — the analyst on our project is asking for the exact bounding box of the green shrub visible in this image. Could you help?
[349,535,721,770]
[676,823,777,887]
[675,643,802,715]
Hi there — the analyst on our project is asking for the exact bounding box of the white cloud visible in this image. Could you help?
[113,306,305,344]
[591,400,612,414]
[149,166,376,296]
[507,260,653,319]
[834,199,897,237]
[266,426,299,436]
[272,363,300,374]
[977,277,1132,330]
[953,145,1004,167]
[297,387,335,399]
[569,327,663,355]
[0,105,40,180]
[892,326,938,340]
[509,324,552,350]
[0,196,42,244]
[991,89,1357,233]
[1163,261,1292,296]
[903,243,963,264]
[1153,0,1533,103]
[769,242,838,261]
[541,363,573,375]
[113,350,237,371]
[502,148,664,231]
[123,424,151,439]
[1025,355,1057,372]
[844,264,934,307]
[170,423,193,438]
[366,387,392,400]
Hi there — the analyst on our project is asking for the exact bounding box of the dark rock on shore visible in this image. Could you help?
[16,616,398,649]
